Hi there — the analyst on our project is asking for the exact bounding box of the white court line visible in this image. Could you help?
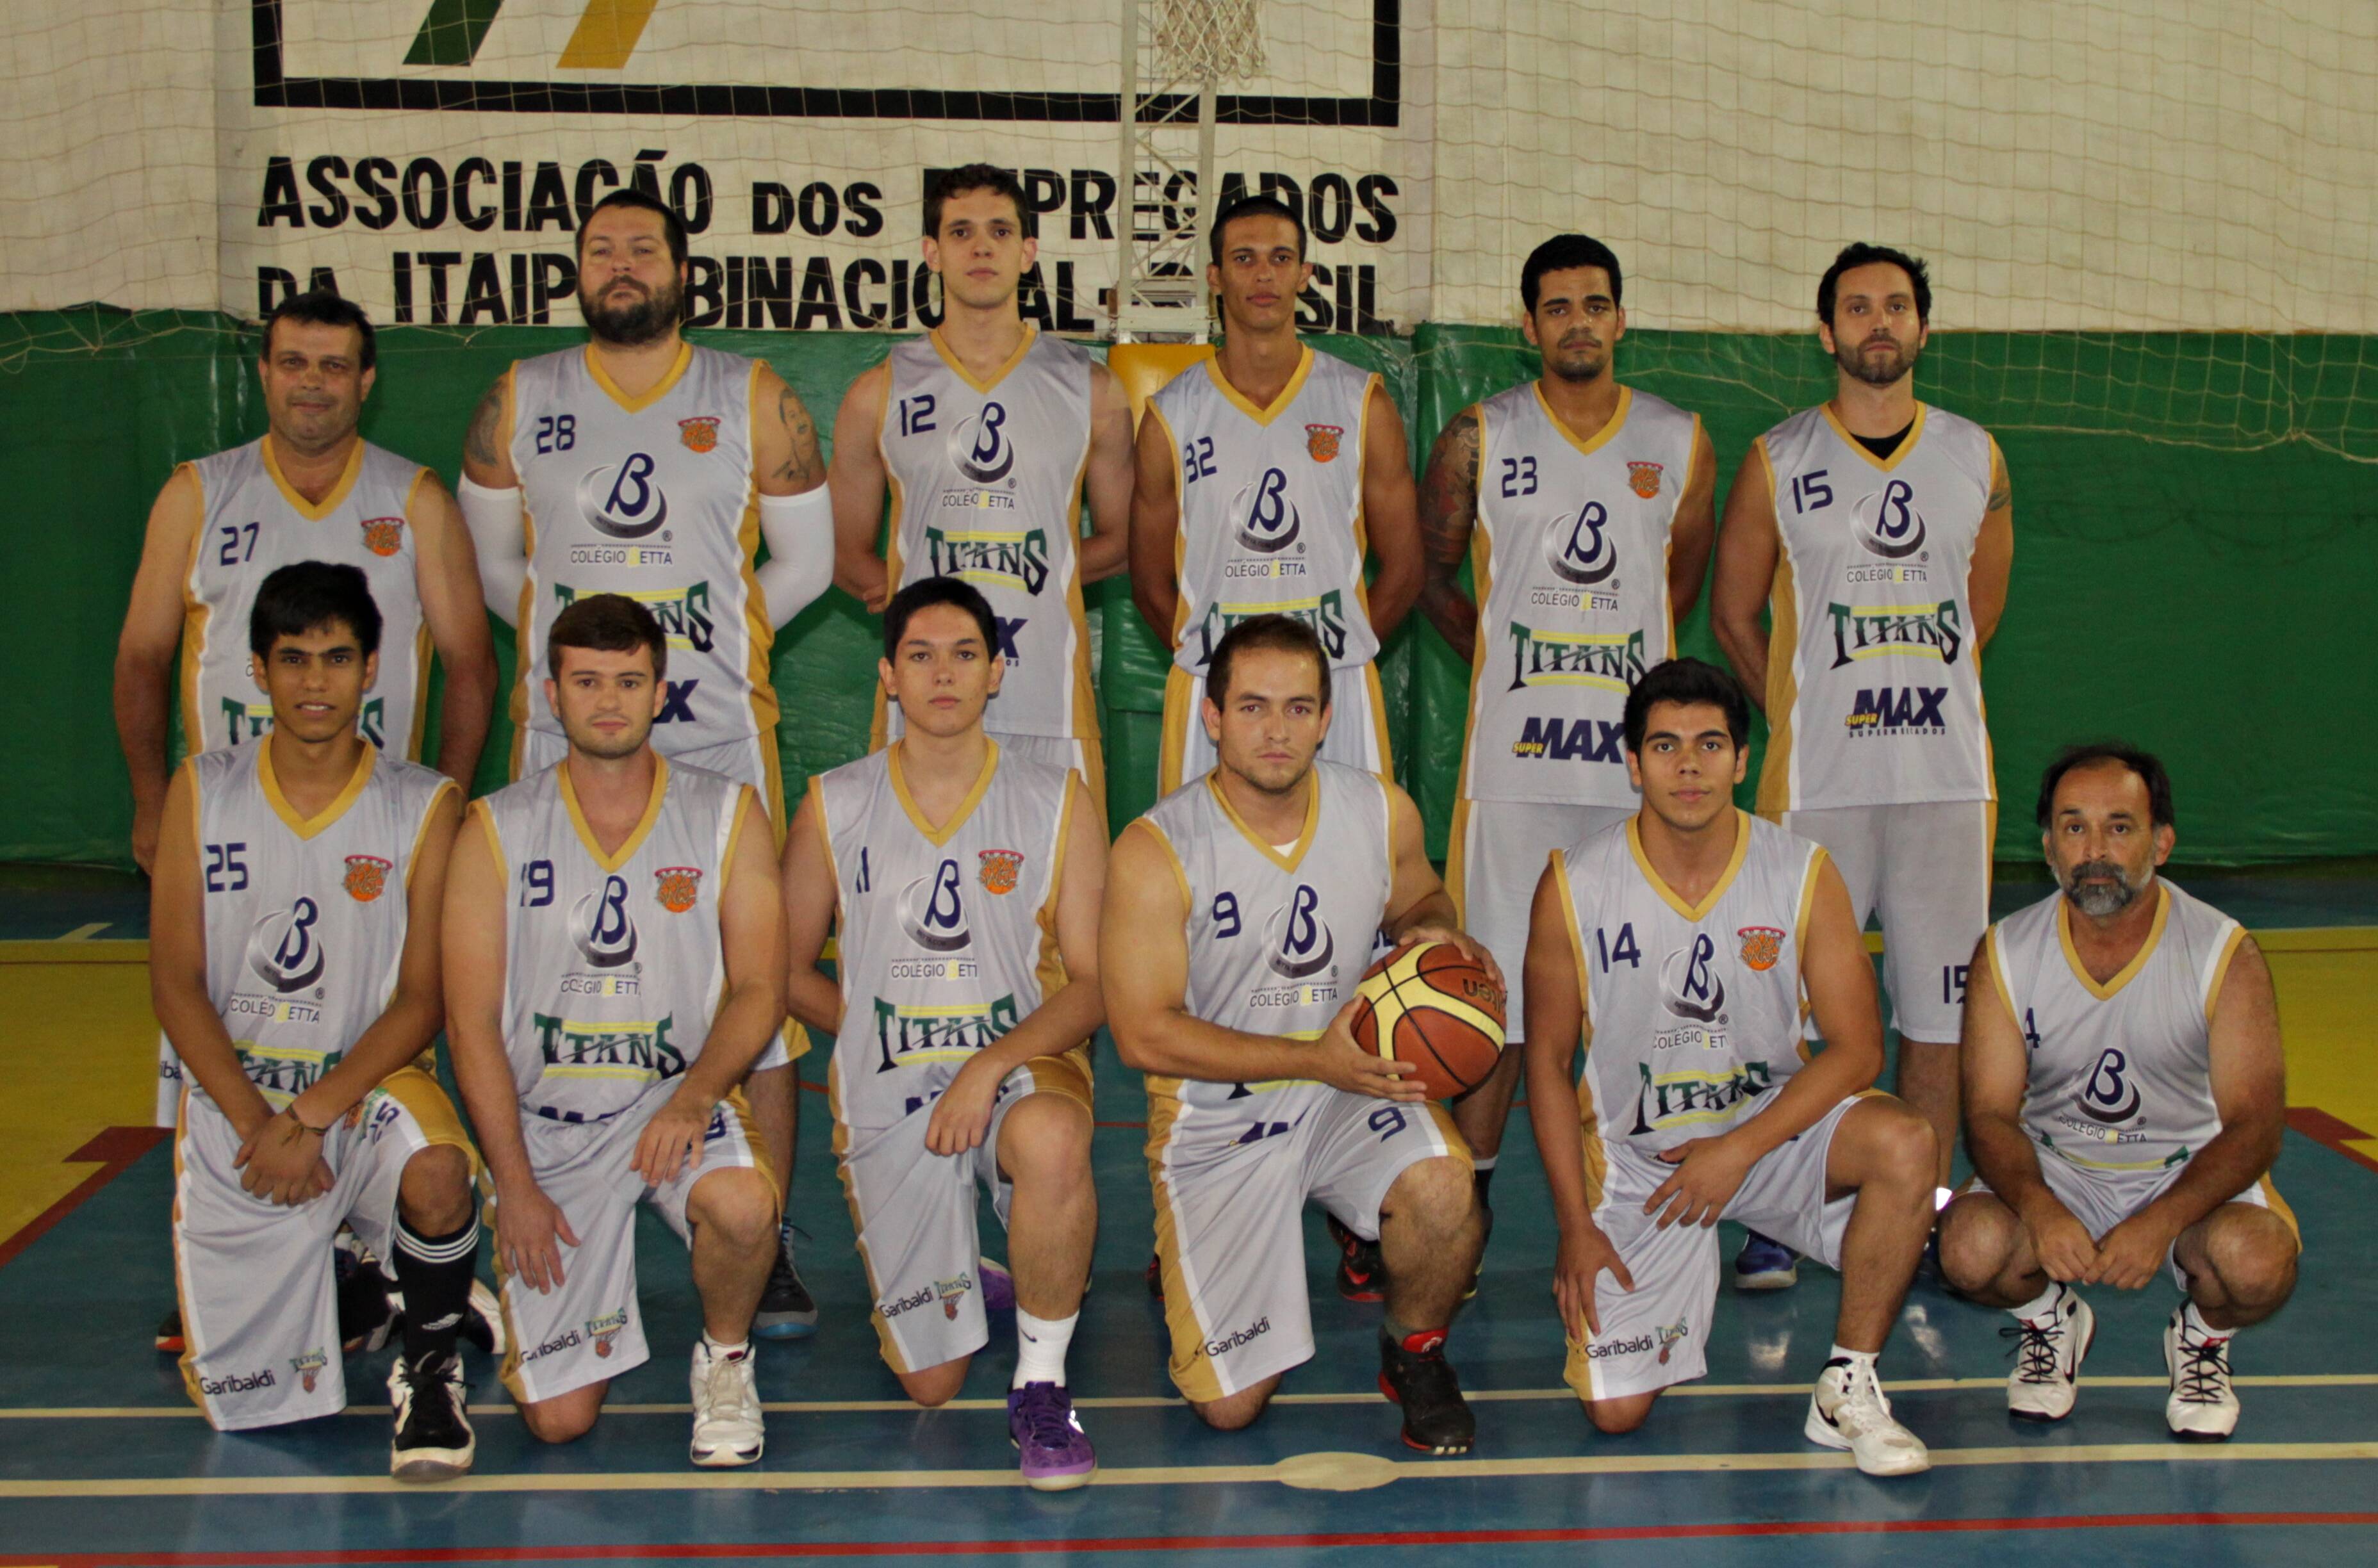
[6,1375,2374,1421]
[0,1441,2374,1499]
[55,922,110,942]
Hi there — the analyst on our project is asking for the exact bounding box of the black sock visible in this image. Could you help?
[392,1214,479,1364]
[1472,1162,1496,1206]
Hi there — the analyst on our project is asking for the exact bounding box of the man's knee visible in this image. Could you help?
[519,1386,604,1444]
[896,1356,971,1409]
[398,1144,475,1232]
[999,1094,1092,1189]
[1382,1154,1477,1230]
[1937,1193,2022,1295]
[2200,1207,2299,1309]
[1841,1098,1937,1190]
[1189,1378,1277,1432]
[687,1167,778,1254]
[1583,1391,1657,1435]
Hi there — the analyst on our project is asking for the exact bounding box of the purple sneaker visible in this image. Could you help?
[980,1257,1015,1313]
[1008,1382,1095,1491]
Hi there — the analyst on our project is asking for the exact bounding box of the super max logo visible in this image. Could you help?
[1844,686,1948,734]
[1511,715,1625,764]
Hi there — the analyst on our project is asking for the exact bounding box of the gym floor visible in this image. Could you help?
[1,864,2373,1566]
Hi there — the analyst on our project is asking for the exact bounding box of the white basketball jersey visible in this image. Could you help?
[1151,347,1379,673]
[474,757,752,1125]
[507,344,775,769]
[182,438,432,758]
[1987,882,2244,1175]
[1554,812,1828,1161]
[1461,385,1702,808]
[1755,404,1999,811]
[878,329,1098,742]
[1136,762,1393,1119]
[185,744,454,1113]
[814,743,1079,1129]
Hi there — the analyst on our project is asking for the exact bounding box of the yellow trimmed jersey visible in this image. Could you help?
[507,343,776,780]
[1460,384,1701,808]
[1754,403,1999,811]
[813,742,1080,1130]
[876,327,1099,744]
[181,437,433,757]
[1985,881,2245,1175]
[472,756,755,1125]
[1552,811,1829,1159]
[1149,346,1379,673]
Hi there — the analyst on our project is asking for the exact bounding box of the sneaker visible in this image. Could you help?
[1464,1204,1495,1302]
[689,1339,765,1467]
[2163,1308,2241,1442]
[1734,1230,1800,1291]
[1329,1214,1386,1303]
[154,1305,184,1354]
[1805,1356,1931,1476]
[1145,1251,1165,1300]
[388,1350,475,1482]
[980,1257,1016,1314]
[336,1242,397,1353]
[459,1278,506,1359]
[1008,1381,1096,1490]
[2002,1285,2094,1422]
[752,1232,818,1341]
[1377,1330,1474,1454]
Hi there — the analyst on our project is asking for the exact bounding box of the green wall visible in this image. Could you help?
[5,309,2371,867]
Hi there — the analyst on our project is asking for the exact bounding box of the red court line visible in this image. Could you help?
[0,1125,168,1270]
[2288,1106,2378,1175]
[15,1510,2378,1565]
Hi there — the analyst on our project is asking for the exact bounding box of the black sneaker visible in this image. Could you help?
[753,1232,818,1340]
[1464,1204,1495,1302]
[336,1243,396,1353]
[1378,1329,1474,1454]
[388,1350,475,1482]
[154,1305,184,1354]
[1329,1214,1386,1303]
[1145,1251,1165,1300]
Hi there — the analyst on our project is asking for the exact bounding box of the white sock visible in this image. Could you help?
[1013,1307,1078,1389]
[701,1331,751,1361]
[1827,1343,1878,1375]
[1472,1154,1498,1172]
[2012,1281,2065,1323]
[2179,1300,2230,1342]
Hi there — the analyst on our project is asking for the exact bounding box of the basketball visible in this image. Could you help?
[1349,941,1509,1099]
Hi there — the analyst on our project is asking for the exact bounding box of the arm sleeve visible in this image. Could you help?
[753,485,835,630]
[457,476,528,625]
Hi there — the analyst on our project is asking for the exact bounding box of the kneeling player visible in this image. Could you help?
[1939,745,2298,1440]
[783,577,1108,1487]
[1104,614,1489,1453]
[152,563,480,1478]
[444,594,786,1466]
[1523,658,1937,1476]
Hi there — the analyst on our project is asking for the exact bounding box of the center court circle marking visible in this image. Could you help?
[1274,1451,1400,1490]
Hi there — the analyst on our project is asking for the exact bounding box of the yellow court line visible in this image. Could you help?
[0,940,147,965]
[1,1442,2374,1498]
[58,922,109,941]
[9,1375,2376,1421]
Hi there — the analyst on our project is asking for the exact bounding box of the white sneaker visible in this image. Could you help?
[689,1339,765,1467]
[2163,1308,2241,1442]
[2005,1286,2094,1422]
[1805,1357,1931,1477]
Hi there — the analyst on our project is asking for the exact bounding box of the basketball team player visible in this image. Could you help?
[827,165,1136,803]
[1940,746,2299,1441]
[442,594,787,1466]
[1710,243,2015,1286]
[1103,614,1488,1453]
[152,562,481,1478]
[458,188,834,1337]
[1131,196,1423,793]
[1416,233,1716,1284]
[782,577,1108,1489]
[1523,657,1939,1476]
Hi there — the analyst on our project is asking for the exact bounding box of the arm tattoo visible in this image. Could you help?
[464,379,505,468]
[1987,476,2013,512]
[1418,407,1482,574]
[775,386,823,487]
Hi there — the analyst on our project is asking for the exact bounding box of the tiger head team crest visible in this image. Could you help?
[343,854,391,903]
[359,517,404,557]
[1737,926,1784,972]
[1306,423,1343,462]
[1627,462,1664,500]
[678,416,719,453]
[655,866,702,913]
[978,849,1023,895]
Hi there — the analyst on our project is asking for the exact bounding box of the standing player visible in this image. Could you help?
[1131,196,1423,792]
[827,165,1135,802]
[459,188,833,1337]
[115,289,497,1121]
[1710,243,2015,1281]
[1940,746,2298,1441]
[442,594,787,1465]
[1103,614,1487,1453]
[1416,233,1716,1271]
[152,562,480,1478]
[1523,657,1938,1476]
[782,577,1108,1489]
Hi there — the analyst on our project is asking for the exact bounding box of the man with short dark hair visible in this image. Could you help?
[1131,197,1423,792]
[459,187,835,1334]
[1939,745,2298,1441]
[1523,655,1939,1476]
[1710,243,2017,1280]
[827,165,1136,803]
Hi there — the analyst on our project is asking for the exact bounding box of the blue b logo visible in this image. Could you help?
[1658,933,1727,1024]
[953,402,1017,484]
[1263,883,1335,979]
[1546,500,1618,586]
[247,896,327,993]
[579,452,671,539]
[571,874,640,968]
[899,859,972,952]
[1232,468,1302,555]
[1852,479,1926,560]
